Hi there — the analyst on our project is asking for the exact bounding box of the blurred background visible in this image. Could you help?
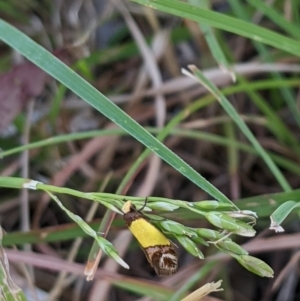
[0,0,300,300]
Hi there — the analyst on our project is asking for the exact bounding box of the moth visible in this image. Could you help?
[122,200,178,276]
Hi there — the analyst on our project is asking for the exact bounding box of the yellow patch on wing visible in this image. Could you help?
[129,218,170,248]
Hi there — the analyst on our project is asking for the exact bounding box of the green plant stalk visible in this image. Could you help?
[3,187,300,246]
[225,122,239,200]
[2,126,300,176]
[49,84,67,127]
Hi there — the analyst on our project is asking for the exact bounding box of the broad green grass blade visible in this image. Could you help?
[131,0,300,57]
[0,18,233,205]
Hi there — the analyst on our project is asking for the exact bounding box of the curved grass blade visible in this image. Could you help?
[0,18,234,206]
[270,200,300,233]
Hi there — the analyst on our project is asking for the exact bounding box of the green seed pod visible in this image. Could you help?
[160,220,195,237]
[176,235,204,259]
[193,200,234,210]
[233,220,256,237]
[206,212,240,232]
[189,234,209,246]
[216,240,248,256]
[148,202,179,211]
[196,228,222,240]
[235,255,274,278]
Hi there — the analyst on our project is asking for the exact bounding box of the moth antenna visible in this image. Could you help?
[138,197,148,212]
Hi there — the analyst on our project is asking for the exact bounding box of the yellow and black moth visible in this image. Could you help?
[122,200,179,276]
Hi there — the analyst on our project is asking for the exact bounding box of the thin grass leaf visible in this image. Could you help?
[188,0,234,79]
[228,0,300,130]
[184,65,292,192]
[247,0,300,39]
[47,192,129,270]
[131,0,300,57]
[237,77,298,147]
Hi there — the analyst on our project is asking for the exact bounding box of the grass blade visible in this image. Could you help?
[0,18,235,205]
[131,0,300,57]
[184,65,291,192]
